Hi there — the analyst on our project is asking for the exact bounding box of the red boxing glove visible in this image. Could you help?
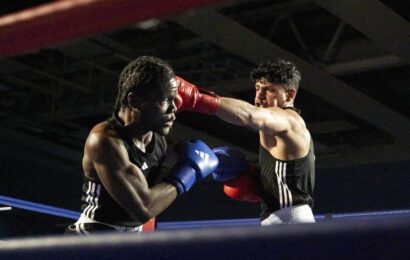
[175,76,221,114]
[224,172,262,203]
[141,218,156,232]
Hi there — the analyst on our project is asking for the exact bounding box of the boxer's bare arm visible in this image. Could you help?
[215,97,293,135]
[85,132,177,223]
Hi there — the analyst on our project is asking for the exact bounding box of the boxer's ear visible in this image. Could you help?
[286,89,297,102]
[127,92,144,110]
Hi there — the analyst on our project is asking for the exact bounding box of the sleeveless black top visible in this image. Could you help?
[258,107,315,219]
[79,113,167,226]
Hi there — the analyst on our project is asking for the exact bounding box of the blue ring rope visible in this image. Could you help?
[0,195,80,220]
[2,194,410,228]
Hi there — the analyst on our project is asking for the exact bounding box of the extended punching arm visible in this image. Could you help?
[174,76,221,114]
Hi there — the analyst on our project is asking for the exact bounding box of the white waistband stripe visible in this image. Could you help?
[83,181,101,220]
[275,161,293,209]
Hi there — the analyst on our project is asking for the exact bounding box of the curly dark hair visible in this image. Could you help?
[250,59,301,91]
[114,56,175,110]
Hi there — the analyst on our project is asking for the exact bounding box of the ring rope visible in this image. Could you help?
[2,194,410,229]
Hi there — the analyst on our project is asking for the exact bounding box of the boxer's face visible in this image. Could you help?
[254,80,288,108]
[142,77,178,135]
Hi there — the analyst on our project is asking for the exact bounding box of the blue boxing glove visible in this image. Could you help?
[212,147,249,182]
[166,139,219,194]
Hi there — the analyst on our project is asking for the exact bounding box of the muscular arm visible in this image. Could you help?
[215,97,292,134]
[86,133,177,223]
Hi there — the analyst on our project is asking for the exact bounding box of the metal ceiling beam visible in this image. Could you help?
[87,36,148,60]
[0,0,226,58]
[313,0,410,64]
[56,40,121,77]
[205,54,404,92]
[0,59,89,92]
[326,55,404,76]
[0,77,55,95]
[224,0,316,21]
[323,22,345,63]
[287,17,316,63]
[171,9,410,144]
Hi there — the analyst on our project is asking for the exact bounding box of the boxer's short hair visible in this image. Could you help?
[115,56,175,109]
[250,59,301,91]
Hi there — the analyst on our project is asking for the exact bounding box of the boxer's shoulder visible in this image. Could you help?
[86,122,124,155]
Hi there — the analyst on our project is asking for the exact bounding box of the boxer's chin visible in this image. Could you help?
[159,125,172,136]
[153,120,174,135]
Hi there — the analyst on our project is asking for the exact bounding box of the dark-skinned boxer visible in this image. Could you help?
[66,56,218,234]
[175,59,315,225]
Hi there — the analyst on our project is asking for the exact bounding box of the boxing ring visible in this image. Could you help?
[1,0,410,258]
[1,194,410,258]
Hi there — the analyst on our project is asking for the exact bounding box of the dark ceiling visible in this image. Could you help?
[0,0,409,171]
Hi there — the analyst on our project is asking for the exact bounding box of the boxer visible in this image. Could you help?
[66,56,219,235]
[176,59,316,225]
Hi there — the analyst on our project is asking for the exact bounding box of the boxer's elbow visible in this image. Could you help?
[134,209,153,223]
[128,184,176,222]
[132,195,157,222]
[128,205,154,223]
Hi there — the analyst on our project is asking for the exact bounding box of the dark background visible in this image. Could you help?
[0,0,409,238]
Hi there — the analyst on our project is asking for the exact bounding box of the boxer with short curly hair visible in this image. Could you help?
[176,58,315,225]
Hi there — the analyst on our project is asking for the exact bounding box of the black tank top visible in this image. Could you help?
[258,107,315,219]
[79,113,167,226]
